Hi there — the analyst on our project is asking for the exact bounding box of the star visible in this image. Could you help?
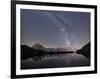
[61,27,66,32]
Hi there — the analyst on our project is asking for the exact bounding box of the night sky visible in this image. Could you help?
[21,9,90,49]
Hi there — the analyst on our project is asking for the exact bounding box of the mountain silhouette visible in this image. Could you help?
[32,43,46,50]
[21,43,90,60]
[21,45,47,60]
[76,42,90,59]
[21,44,73,60]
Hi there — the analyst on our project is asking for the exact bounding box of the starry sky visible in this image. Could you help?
[21,9,90,49]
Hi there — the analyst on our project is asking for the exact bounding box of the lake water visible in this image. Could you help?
[21,53,90,69]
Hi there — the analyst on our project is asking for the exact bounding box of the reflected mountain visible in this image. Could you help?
[21,43,90,69]
[21,44,73,61]
[76,42,90,59]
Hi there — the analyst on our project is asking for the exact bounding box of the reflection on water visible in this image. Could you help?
[21,53,90,69]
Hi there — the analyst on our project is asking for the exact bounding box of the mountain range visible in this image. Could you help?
[21,42,90,60]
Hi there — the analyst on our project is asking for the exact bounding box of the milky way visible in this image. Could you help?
[21,9,90,49]
[49,12,72,47]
